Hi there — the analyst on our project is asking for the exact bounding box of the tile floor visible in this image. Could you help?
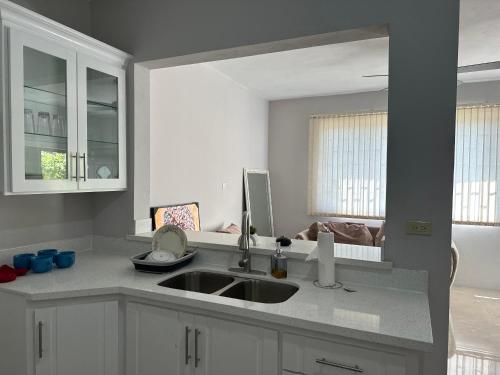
[448,287,500,374]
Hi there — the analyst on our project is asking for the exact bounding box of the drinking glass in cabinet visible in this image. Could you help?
[37,112,51,135]
[24,109,35,133]
[52,113,66,137]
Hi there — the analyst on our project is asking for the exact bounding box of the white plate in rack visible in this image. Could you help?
[152,224,188,259]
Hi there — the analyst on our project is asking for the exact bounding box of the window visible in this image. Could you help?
[308,104,500,226]
[453,105,500,225]
[308,112,387,219]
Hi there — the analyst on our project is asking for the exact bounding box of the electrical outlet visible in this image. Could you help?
[406,220,432,236]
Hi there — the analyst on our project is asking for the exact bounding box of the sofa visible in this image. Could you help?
[295,221,385,247]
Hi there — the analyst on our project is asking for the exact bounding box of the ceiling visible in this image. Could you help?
[206,0,500,101]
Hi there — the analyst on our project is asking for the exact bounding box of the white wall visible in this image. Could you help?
[269,80,500,290]
[149,64,268,231]
[452,225,500,290]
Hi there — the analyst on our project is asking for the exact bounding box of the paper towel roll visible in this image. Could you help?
[317,232,335,286]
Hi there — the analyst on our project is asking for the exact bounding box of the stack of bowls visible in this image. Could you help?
[13,249,76,274]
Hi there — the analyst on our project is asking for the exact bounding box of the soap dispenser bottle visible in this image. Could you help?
[271,241,288,279]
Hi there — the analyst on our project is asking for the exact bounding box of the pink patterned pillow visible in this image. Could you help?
[153,203,200,231]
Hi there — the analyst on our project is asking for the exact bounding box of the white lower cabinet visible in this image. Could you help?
[195,316,278,375]
[282,333,407,375]
[126,303,188,375]
[126,303,278,375]
[34,301,119,375]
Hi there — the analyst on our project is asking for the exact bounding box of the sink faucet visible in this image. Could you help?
[229,211,266,275]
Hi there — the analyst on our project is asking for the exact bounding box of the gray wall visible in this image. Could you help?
[269,80,500,291]
[89,0,460,373]
[11,0,91,34]
[149,64,268,231]
[0,0,94,251]
[0,193,93,250]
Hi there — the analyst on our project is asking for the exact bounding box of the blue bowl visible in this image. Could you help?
[13,253,35,270]
[54,251,75,269]
[31,255,53,273]
[38,249,59,263]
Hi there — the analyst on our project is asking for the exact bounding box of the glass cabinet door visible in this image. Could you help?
[77,55,126,190]
[9,29,78,192]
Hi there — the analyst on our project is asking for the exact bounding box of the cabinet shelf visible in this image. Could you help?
[88,100,117,110]
[24,85,66,108]
[24,85,65,97]
[88,139,118,145]
[24,132,67,150]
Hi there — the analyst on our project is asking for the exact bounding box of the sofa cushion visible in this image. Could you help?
[306,221,330,241]
[323,222,374,246]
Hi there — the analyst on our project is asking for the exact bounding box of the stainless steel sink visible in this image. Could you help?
[159,270,299,303]
[158,271,235,294]
[220,279,299,303]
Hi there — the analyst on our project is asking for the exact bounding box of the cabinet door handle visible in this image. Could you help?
[38,321,43,359]
[70,152,78,180]
[79,153,87,182]
[283,369,308,375]
[185,326,191,365]
[316,358,363,373]
[194,329,200,368]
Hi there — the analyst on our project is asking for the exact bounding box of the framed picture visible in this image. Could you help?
[151,202,201,231]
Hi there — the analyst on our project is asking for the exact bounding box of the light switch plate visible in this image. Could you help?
[406,220,432,236]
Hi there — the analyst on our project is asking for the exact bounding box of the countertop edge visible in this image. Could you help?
[5,283,433,353]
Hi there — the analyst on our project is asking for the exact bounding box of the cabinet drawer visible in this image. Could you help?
[282,333,406,375]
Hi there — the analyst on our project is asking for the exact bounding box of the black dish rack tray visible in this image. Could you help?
[130,248,198,273]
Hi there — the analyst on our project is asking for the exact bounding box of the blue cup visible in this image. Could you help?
[54,251,76,269]
[38,249,59,263]
[31,255,54,273]
[13,253,35,269]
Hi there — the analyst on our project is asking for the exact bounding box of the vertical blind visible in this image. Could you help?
[308,104,500,225]
[453,104,500,225]
[308,112,387,219]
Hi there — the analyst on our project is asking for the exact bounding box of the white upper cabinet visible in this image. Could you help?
[0,2,130,194]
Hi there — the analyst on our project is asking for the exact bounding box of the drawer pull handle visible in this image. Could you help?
[283,369,307,375]
[316,358,363,373]
[194,328,201,367]
[185,326,191,364]
[38,321,43,359]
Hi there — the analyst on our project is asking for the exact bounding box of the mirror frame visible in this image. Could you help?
[243,168,275,237]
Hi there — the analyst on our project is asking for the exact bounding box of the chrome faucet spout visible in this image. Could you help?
[239,211,251,251]
[229,211,265,275]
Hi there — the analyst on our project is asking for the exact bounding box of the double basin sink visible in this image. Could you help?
[158,270,299,304]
